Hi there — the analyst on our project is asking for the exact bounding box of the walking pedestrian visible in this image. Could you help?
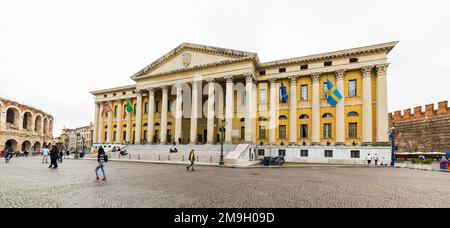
[58,149,64,163]
[95,146,108,181]
[373,154,379,166]
[42,146,49,164]
[366,153,373,166]
[48,146,59,169]
[186,149,196,171]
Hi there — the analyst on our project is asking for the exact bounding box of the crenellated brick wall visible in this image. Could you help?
[388,101,450,152]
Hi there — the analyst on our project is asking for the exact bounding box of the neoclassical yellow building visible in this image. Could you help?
[91,42,396,149]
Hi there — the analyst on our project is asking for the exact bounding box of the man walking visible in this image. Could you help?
[186,149,196,171]
[366,153,373,166]
[48,146,59,169]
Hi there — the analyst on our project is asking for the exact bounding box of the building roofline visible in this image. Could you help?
[259,41,399,70]
[0,96,54,118]
[90,84,137,95]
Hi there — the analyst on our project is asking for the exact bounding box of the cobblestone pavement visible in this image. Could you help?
[1,157,450,208]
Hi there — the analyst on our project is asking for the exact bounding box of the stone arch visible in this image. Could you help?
[5,139,18,151]
[6,106,20,127]
[33,142,42,153]
[21,140,31,152]
[322,113,334,118]
[43,117,48,135]
[279,115,288,120]
[22,111,33,130]
[35,114,43,133]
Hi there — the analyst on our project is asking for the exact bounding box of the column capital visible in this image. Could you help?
[161,86,169,94]
[148,88,155,96]
[289,76,298,86]
[269,78,277,86]
[335,69,346,81]
[311,73,321,83]
[244,73,254,83]
[206,78,215,83]
[225,76,234,84]
[376,64,389,76]
[361,66,374,78]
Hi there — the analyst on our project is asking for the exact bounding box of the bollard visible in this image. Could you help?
[197,156,199,163]
[168,155,170,161]
[210,156,213,163]
[158,154,160,161]
[129,154,131,159]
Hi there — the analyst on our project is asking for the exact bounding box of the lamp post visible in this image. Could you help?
[219,119,226,166]
[389,122,396,166]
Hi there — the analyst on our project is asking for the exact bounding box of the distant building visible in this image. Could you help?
[389,101,450,152]
[0,97,54,153]
[59,123,94,152]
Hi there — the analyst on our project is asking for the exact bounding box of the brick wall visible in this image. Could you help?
[388,101,450,152]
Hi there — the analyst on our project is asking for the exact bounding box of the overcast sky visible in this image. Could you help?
[1,0,449,135]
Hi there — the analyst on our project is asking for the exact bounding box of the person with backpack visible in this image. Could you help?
[95,146,108,181]
[186,149,196,171]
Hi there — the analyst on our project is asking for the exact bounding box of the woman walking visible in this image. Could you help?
[95,146,108,181]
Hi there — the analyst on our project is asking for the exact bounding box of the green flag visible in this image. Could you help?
[125,101,133,113]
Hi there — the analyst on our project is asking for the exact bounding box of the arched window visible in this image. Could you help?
[299,114,309,120]
[155,123,160,127]
[348,112,359,117]
[279,115,288,120]
[167,122,172,126]
[6,108,16,125]
[240,118,245,122]
[23,112,32,130]
[322,113,334,118]
[35,115,42,132]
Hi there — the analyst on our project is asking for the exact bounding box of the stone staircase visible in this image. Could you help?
[115,144,239,163]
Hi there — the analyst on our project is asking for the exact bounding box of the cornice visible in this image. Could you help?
[90,84,137,95]
[258,41,398,70]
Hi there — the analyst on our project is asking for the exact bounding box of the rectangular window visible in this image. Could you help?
[168,100,172,112]
[301,64,308,70]
[104,132,107,142]
[349,123,358,139]
[279,125,287,139]
[323,124,332,139]
[350,58,359,63]
[300,125,308,138]
[301,150,309,157]
[259,70,266,76]
[325,150,333,158]
[349,80,357,97]
[258,149,265,156]
[324,61,332,67]
[301,85,308,101]
[113,132,117,141]
[133,104,137,116]
[279,68,286,73]
[323,83,329,99]
[156,101,160,113]
[259,126,267,140]
[122,132,126,142]
[278,149,286,157]
[260,89,267,105]
[351,150,360,158]
[143,130,147,140]
[144,102,148,114]
[114,106,118,117]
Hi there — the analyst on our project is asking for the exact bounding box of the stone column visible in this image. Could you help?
[106,101,113,144]
[134,92,143,144]
[269,79,277,145]
[207,79,215,144]
[289,76,298,145]
[160,86,169,144]
[190,81,199,144]
[175,85,183,144]
[376,64,390,145]
[335,69,346,146]
[93,102,99,144]
[126,99,132,143]
[225,76,234,144]
[362,66,373,146]
[245,74,254,143]
[311,73,321,146]
[116,100,123,144]
[147,89,155,144]
[97,102,104,144]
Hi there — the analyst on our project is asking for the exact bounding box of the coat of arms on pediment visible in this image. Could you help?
[182,53,192,68]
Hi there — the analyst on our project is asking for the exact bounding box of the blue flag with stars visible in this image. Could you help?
[280,82,288,104]
[326,80,343,107]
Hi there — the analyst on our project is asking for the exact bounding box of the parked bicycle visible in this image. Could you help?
[261,156,285,166]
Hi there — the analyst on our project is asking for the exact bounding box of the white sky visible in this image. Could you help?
[1,0,449,136]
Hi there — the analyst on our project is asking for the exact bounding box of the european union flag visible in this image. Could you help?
[280,82,288,104]
[326,80,343,107]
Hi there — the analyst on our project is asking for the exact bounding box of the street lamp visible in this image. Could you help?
[389,122,396,166]
[219,119,226,166]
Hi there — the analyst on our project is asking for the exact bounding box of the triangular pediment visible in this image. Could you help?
[131,43,258,79]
